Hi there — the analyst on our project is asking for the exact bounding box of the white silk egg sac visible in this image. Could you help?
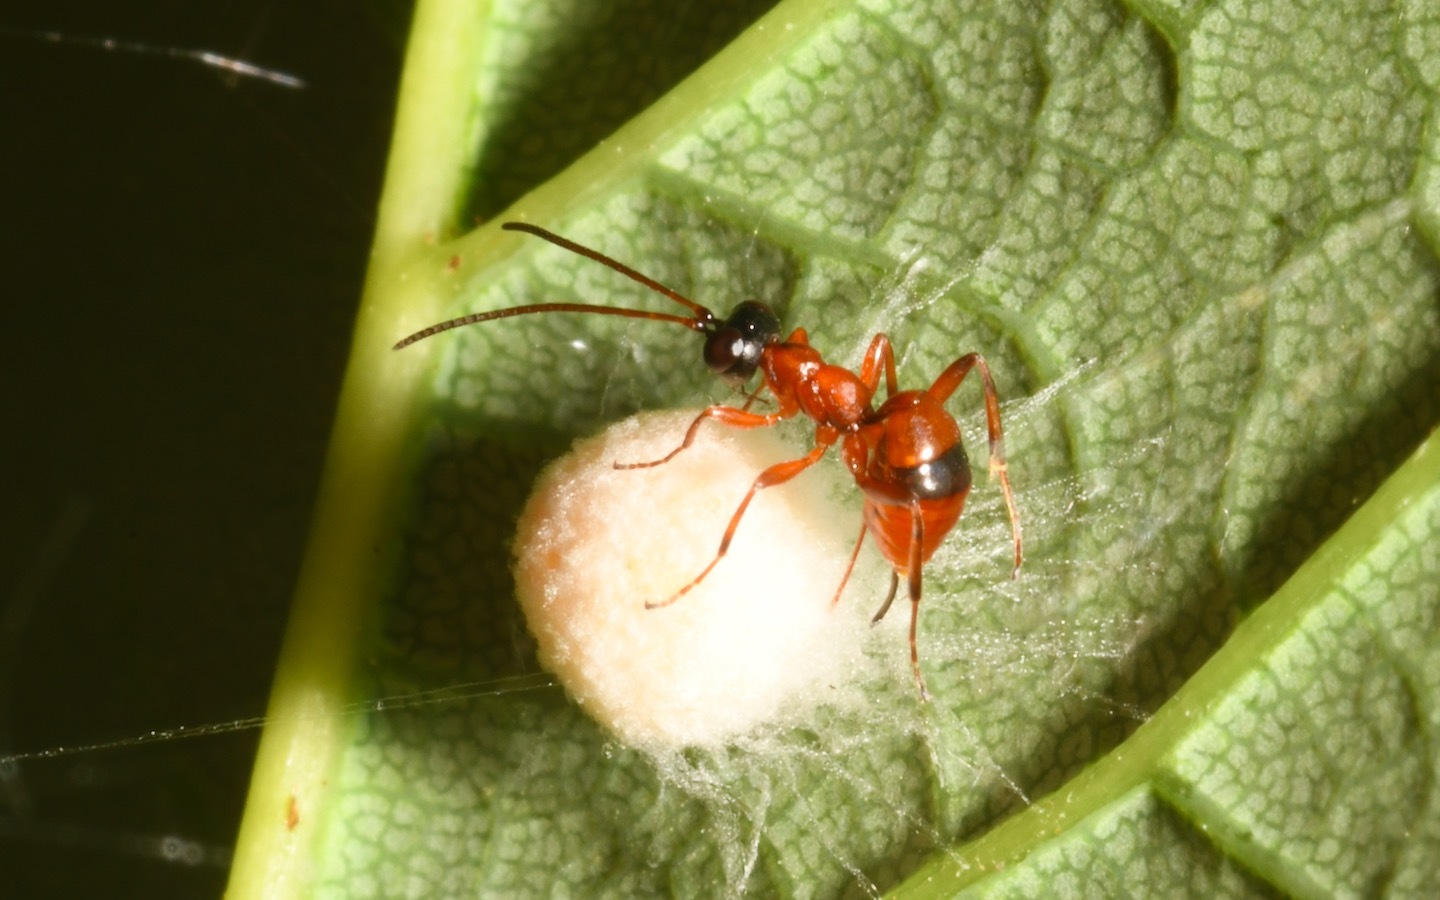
[512,409,870,750]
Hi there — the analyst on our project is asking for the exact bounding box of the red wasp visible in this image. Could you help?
[394,222,1022,699]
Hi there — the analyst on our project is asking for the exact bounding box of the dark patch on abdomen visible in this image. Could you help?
[898,444,970,500]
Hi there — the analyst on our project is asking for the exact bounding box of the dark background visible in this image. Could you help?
[0,2,404,895]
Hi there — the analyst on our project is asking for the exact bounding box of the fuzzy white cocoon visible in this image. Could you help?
[513,409,869,750]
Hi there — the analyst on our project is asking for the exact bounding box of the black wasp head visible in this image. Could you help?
[702,301,782,385]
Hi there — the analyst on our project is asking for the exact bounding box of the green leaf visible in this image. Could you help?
[229,0,1440,896]
[895,435,1440,897]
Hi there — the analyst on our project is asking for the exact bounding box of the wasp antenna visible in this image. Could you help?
[502,222,717,326]
[392,303,704,350]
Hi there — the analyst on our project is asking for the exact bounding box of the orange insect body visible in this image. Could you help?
[855,395,971,572]
[393,222,1022,700]
[764,333,873,432]
[864,492,968,579]
[841,364,1017,700]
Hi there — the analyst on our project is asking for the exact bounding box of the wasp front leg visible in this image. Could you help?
[647,437,836,609]
[614,404,791,470]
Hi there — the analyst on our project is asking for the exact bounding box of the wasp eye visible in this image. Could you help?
[704,326,748,379]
